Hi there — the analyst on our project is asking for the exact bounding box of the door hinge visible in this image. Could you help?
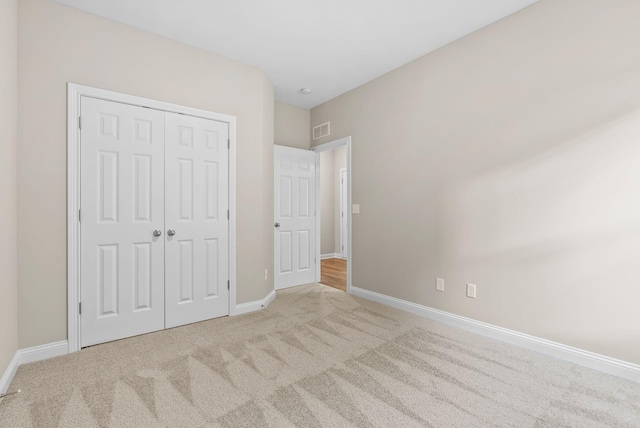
[78,209,81,222]
[228,139,230,149]
[79,302,82,315]
[227,280,230,290]
[78,117,82,129]
[227,210,229,220]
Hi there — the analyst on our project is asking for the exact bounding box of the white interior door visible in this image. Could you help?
[164,112,230,328]
[80,97,165,347]
[274,145,317,289]
[340,168,348,259]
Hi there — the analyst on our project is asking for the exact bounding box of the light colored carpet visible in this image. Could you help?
[1,283,639,427]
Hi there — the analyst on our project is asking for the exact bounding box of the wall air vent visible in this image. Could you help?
[312,121,330,140]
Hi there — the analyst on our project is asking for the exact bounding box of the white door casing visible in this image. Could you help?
[80,97,166,347]
[164,112,230,328]
[274,145,317,290]
[340,168,348,259]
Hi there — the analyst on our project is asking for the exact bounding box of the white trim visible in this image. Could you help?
[18,341,69,365]
[228,113,238,316]
[312,136,350,152]
[351,287,640,383]
[320,253,341,260]
[339,167,347,258]
[233,290,276,316]
[311,136,352,294]
[67,83,237,350]
[0,352,19,394]
[0,341,69,394]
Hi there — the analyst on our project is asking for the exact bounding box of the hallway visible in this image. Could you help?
[320,258,346,291]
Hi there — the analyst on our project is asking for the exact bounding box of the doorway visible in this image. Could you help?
[312,137,352,293]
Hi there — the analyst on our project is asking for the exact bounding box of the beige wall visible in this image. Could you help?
[320,146,347,256]
[0,0,18,378]
[260,75,275,298]
[274,101,310,149]
[320,151,335,255]
[18,0,274,348]
[332,146,347,255]
[311,0,640,364]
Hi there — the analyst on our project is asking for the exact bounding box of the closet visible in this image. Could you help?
[79,96,229,347]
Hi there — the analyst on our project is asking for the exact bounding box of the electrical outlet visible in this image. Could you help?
[466,283,477,298]
[436,278,444,292]
[264,269,268,280]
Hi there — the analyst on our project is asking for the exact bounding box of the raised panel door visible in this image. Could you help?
[164,112,229,328]
[274,145,317,289]
[80,97,165,347]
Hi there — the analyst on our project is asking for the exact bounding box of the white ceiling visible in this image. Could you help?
[53,0,537,109]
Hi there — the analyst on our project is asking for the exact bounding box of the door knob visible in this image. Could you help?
[153,229,162,237]
[274,222,280,228]
[167,229,176,236]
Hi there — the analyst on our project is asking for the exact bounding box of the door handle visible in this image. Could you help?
[167,229,176,236]
[274,222,280,228]
[153,229,162,237]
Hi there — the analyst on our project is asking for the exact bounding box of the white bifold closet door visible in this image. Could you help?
[80,97,229,347]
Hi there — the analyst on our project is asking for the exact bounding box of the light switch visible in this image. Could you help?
[466,283,477,299]
[352,204,360,214]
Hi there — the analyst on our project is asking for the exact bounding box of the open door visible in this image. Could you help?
[274,145,317,290]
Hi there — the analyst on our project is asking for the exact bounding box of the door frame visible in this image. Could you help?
[67,83,237,353]
[311,136,352,294]
[339,167,348,259]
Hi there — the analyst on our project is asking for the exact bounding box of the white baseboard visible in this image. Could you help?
[351,287,640,383]
[232,289,276,316]
[0,340,69,394]
[320,253,340,260]
[0,352,20,394]
[19,341,69,365]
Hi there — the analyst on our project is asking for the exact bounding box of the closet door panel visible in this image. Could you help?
[164,113,229,328]
[80,97,165,347]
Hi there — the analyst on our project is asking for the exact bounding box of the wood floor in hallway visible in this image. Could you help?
[320,257,347,291]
